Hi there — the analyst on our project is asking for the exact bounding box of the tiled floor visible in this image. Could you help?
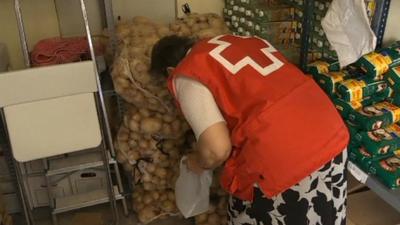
[13,203,193,225]
[12,173,399,225]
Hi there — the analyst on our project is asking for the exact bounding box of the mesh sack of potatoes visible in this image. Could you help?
[169,13,230,39]
[0,194,13,225]
[114,105,189,173]
[195,195,228,225]
[111,14,230,112]
[132,186,180,224]
[195,169,229,225]
[114,106,190,224]
[111,13,231,224]
[112,56,174,114]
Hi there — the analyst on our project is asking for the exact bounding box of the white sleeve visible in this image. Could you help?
[174,76,226,140]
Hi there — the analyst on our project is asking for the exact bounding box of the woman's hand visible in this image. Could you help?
[186,152,204,175]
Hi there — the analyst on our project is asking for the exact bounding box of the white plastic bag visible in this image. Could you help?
[175,156,213,218]
[322,0,377,67]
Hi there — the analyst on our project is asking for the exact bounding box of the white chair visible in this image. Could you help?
[0,0,124,224]
[0,60,120,225]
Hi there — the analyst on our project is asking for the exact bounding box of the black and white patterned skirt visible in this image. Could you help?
[228,150,348,225]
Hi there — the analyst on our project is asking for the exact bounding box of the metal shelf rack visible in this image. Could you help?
[298,0,392,70]
[371,0,392,48]
[348,161,400,212]
[296,0,398,211]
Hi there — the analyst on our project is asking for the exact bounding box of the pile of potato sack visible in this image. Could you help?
[111,13,230,224]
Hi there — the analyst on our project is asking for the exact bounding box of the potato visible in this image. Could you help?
[151,176,161,185]
[132,190,141,198]
[161,124,172,136]
[171,120,182,133]
[167,191,175,201]
[159,179,167,186]
[132,92,145,104]
[146,163,156,173]
[160,193,168,201]
[155,167,168,178]
[139,108,151,117]
[127,151,140,162]
[129,46,146,56]
[157,25,171,36]
[130,132,141,141]
[199,15,208,22]
[128,139,138,148]
[208,17,225,28]
[136,202,145,211]
[161,114,173,123]
[207,213,220,225]
[117,128,129,141]
[114,77,130,89]
[178,26,192,36]
[122,162,132,172]
[159,160,170,168]
[181,121,190,132]
[132,112,142,121]
[116,152,127,163]
[139,140,150,149]
[150,192,159,201]
[159,153,168,161]
[128,119,140,131]
[118,142,129,153]
[162,200,176,213]
[197,28,221,39]
[138,206,157,223]
[155,113,163,120]
[218,197,227,208]
[148,97,159,105]
[142,173,152,183]
[143,182,156,191]
[143,193,153,205]
[199,22,209,30]
[123,90,139,104]
[170,21,185,32]
[217,208,227,217]
[162,140,175,150]
[168,149,180,160]
[141,117,163,134]
[191,23,201,33]
[144,36,160,47]
[195,213,208,224]
[134,61,149,73]
[208,203,216,213]
[135,72,152,85]
[123,115,130,128]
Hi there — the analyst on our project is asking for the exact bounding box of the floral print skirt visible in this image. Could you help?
[228,151,348,225]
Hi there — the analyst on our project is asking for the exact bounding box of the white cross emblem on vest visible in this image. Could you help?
[208,35,284,76]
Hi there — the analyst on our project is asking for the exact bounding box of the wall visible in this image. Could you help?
[383,0,400,45]
[112,0,176,23]
[55,0,104,37]
[0,0,60,70]
[176,0,224,17]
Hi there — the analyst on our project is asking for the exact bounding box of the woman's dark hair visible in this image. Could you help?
[150,35,195,77]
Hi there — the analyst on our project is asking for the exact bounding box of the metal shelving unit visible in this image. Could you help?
[299,0,392,69]
[371,0,392,48]
[348,161,400,212]
[299,0,314,71]
[292,0,399,212]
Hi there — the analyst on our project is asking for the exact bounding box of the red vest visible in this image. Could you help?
[168,35,349,200]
